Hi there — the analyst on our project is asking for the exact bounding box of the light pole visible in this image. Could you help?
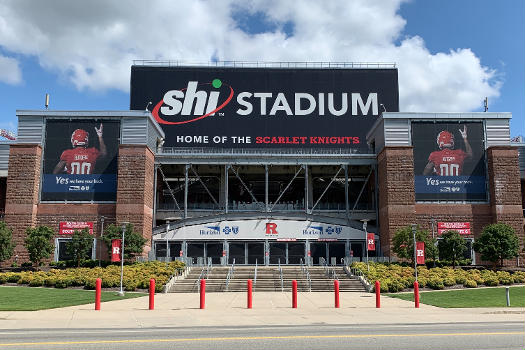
[98,216,105,267]
[118,222,128,296]
[361,219,369,272]
[412,224,418,282]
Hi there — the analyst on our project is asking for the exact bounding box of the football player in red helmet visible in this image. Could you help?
[53,124,107,175]
[423,125,472,176]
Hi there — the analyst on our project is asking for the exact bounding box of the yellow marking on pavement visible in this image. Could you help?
[0,332,522,347]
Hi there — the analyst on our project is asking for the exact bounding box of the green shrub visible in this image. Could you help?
[29,278,43,287]
[0,274,6,284]
[443,277,456,287]
[55,278,69,288]
[463,279,477,288]
[44,277,56,287]
[512,271,525,283]
[6,273,21,283]
[427,278,444,290]
[483,277,499,286]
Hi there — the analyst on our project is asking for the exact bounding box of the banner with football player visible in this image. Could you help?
[41,120,120,201]
[412,121,486,201]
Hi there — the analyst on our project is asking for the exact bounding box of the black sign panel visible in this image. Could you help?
[41,120,120,201]
[130,66,399,151]
[412,121,487,201]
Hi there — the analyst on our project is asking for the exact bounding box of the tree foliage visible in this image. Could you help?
[102,223,146,261]
[24,226,55,268]
[66,228,93,267]
[392,225,438,264]
[438,230,467,268]
[473,223,519,267]
[0,221,15,262]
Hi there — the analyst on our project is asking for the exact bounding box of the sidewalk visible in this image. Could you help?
[0,292,523,329]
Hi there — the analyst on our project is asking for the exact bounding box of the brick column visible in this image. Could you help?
[487,146,525,265]
[377,146,416,258]
[3,144,42,266]
[116,145,155,257]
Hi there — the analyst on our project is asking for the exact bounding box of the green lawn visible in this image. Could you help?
[387,286,525,308]
[0,286,146,311]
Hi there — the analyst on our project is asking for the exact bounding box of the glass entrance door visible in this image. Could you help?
[328,242,346,265]
[206,242,223,264]
[269,243,286,264]
[247,242,264,265]
[350,242,363,261]
[288,242,305,264]
[310,242,327,265]
[229,242,245,264]
[187,242,205,264]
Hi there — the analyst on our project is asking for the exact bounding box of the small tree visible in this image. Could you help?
[392,225,438,264]
[438,230,467,268]
[66,228,94,267]
[102,223,146,261]
[0,221,15,263]
[24,226,55,269]
[473,223,519,267]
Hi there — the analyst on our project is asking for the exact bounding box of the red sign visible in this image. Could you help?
[416,242,425,265]
[179,250,183,257]
[59,221,94,235]
[111,239,122,262]
[367,233,375,251]
[437,222,471,235]
[265,222,278,234]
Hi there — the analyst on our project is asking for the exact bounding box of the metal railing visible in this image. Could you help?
[195,266,206,293]
[133,60,396,69]
[254,259,258,292]
[320,257,338,281]
[225,258,236,291]
[300,259,312,292]
[278,259,284,292]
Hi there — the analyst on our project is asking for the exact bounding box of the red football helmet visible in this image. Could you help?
[71,129,89,147]
[437,130,454,149]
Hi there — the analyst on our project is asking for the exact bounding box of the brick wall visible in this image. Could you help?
[377,146,416,257]
[487,146,525,266]
[116,145,155,256]
[3,144,42,265]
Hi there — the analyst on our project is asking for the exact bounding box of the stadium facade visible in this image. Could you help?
[0,62,523,267]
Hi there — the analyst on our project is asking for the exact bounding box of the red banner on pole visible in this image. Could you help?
[367,233,375,251]
[416,241,425,265]
[111,239,122,262]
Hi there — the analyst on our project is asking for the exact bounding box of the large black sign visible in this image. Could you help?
[41,120,120,201]
[412,121,487,201]
[130,66,399,151]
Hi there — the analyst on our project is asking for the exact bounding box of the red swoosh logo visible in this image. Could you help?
[152,83,234,125]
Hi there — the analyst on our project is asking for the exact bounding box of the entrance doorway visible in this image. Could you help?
[328,242,346,265]
[350,242,364,261]
[247,242,264,264]
[310,242,327,265]
[269,242,305,264]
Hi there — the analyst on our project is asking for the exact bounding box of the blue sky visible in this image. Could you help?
[0,0,523,137]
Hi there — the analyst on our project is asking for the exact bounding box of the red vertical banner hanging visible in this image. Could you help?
[416,241,425,265]
[111,239,122,262]
[367,233,375,251]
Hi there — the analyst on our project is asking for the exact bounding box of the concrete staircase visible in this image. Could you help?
[168,265,366,293]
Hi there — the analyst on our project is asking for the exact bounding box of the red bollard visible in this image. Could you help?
[247,279,253,309]
[375,280,381,308]
[334,280,340,308]
[95,278,101,310]
[292,280,298,308]
[414,281,420,308]
[149,279,155,310]
[200,279,206,309]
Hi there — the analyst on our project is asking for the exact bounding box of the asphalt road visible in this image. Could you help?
[0,321,523,350]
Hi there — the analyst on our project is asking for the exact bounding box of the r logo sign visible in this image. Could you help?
[266,222,278,234]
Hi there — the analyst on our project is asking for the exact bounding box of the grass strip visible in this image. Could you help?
[387,286,525,308]
[0,286,146,311]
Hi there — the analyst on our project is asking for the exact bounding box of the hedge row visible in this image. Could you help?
[0,261,185,292]
[352,262,525,293]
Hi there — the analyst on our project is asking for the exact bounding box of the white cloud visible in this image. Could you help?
[0,0,500,111]
[0,55,21,85]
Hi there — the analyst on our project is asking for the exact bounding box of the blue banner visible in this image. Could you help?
[42,174,117,193]
[415,176,486,194]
